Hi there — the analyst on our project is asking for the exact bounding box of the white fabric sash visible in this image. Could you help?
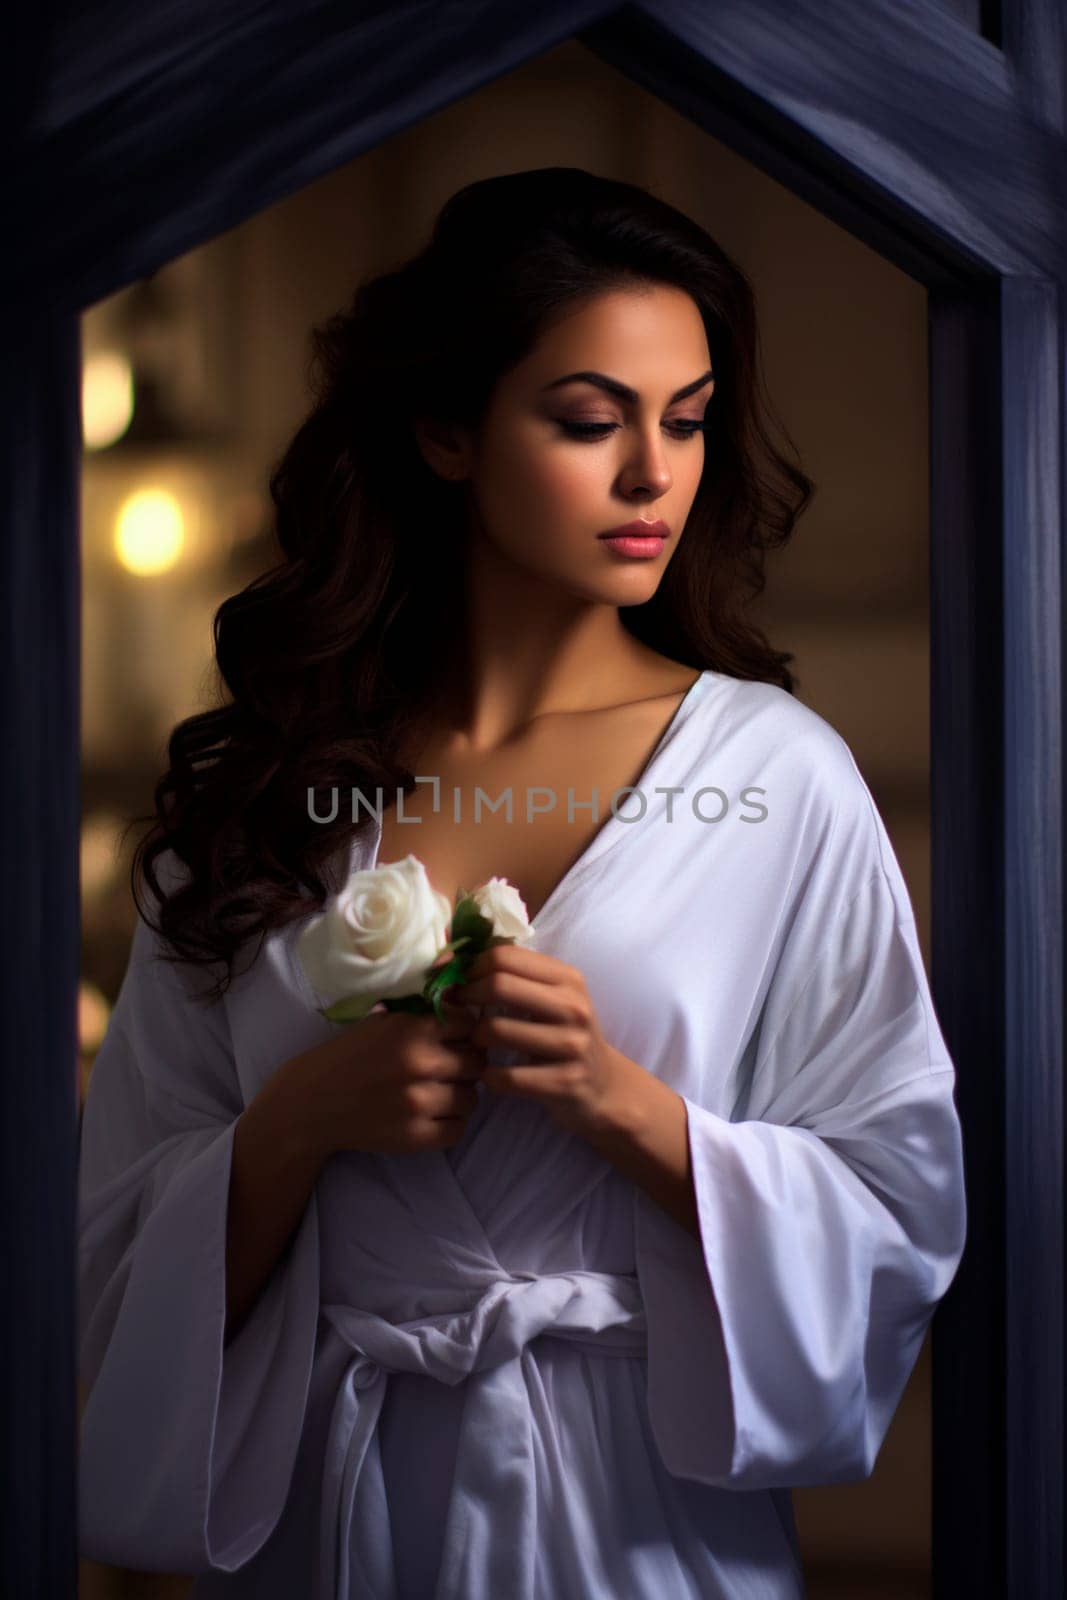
[319,1268,648,1599]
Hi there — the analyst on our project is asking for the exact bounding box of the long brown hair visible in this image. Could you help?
[127,166,814,1001]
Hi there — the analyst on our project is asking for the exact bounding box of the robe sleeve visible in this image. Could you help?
[633,750,968,1490]
[77,861,321,1573]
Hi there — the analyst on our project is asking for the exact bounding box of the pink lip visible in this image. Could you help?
[598,533,668,559]
[598,519,670,539]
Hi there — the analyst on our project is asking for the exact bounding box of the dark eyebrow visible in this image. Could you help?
[540,368,715,404]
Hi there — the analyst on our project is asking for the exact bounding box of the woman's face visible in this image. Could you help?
[437,284,714,603]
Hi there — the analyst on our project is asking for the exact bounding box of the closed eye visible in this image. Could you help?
[558,420,708,441]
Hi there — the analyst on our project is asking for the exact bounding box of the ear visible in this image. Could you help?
[412,416,472,483]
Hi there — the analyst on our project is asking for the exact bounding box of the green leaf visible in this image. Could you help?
[428,978,471,1025]
[320,993,380,1024]
[423,956,469,1000]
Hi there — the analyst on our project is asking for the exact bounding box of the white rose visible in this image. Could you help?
[296,855,452,1002]
[470,876,536,946]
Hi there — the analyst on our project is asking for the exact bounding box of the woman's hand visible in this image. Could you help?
[443,943,637,1138]
[285,1007,486,1158]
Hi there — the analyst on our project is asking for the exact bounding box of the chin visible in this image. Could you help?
[585,573,662,604]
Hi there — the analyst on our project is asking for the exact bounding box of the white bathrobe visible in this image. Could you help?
[77,668,967,1598]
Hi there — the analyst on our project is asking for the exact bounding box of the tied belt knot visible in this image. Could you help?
[319,1267,648,1599]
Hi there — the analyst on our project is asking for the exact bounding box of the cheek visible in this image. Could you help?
[684,449,707,497]
[480,431,605,522]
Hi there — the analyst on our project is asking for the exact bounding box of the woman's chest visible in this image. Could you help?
[378,694,691,922]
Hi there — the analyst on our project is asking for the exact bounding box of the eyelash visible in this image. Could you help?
[558,420,709,441]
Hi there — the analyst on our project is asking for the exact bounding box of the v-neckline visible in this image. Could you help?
[345,669,715,934]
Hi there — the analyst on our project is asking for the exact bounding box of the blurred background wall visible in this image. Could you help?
[78,37,932,1600]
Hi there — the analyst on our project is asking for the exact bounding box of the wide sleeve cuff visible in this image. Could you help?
[78,1108,321,1573]
[635,1070,965,1490]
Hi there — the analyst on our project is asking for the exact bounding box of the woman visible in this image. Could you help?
[77,167,967,1599]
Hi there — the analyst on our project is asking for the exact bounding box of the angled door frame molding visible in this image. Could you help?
[4,1,1063,1593]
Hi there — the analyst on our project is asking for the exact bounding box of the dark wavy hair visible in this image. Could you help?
[127,165,814,1001]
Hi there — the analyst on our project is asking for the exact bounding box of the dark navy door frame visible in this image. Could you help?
[3,2,1063,1594]
[579,16,1067,1600]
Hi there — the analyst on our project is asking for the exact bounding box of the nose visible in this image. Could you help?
[616,423,673,499]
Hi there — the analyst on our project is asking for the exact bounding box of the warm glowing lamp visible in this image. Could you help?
[113,487,185,575]
[82,350,135,450]
[78,980,111,1056]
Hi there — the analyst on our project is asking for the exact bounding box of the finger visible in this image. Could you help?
[437,1042,487,1078]
[426,1070,484,1089]
[427,1082,480,1116]
[439,1011,478,1041]
[467,945,576,984]
[440,1021,480,1043]
[482,1063,573,1097]
[471,1013,576,1060]
[439,1042,476,1062]
[459,971,573,1022]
